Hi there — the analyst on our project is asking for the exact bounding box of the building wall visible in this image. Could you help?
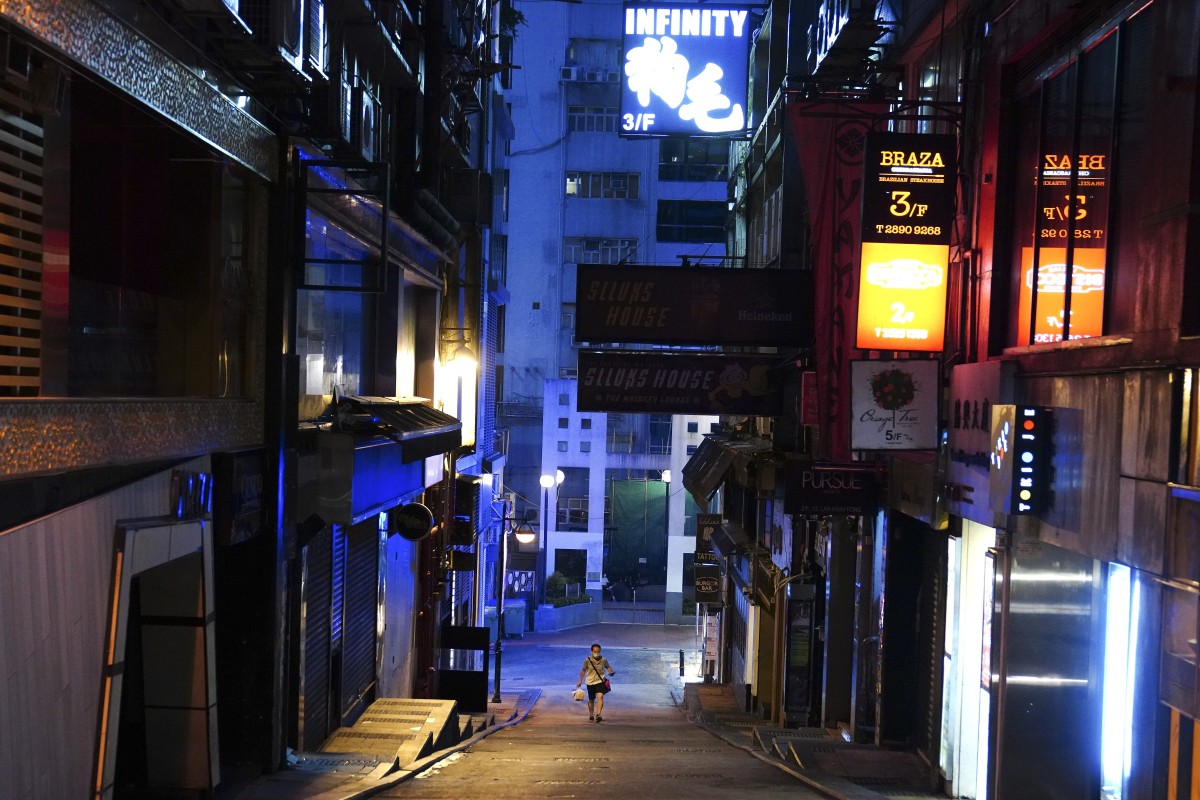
[501,0,728,532]
[0,460,206,800]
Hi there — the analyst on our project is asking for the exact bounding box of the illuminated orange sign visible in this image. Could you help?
[856,242,949,351]
[1016,247,1105,346]
[857,133,956,353]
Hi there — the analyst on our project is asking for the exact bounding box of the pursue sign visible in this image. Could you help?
[620,3,753,136]
[575,264,810,346]
[783,461,880,516]
[856,133,957,351]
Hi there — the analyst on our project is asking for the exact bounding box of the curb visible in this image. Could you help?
[339,688,543,800]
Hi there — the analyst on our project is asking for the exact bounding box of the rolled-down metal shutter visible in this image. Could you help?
[301,529,332,750]
[914,530,947,764]
[340,521,379,724]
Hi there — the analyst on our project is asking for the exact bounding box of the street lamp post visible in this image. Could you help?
[493,518,536,704]
[662,469,671,587]
[537,471,565,609]
[538,474,555,608]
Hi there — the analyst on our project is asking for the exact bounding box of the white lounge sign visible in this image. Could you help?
[620,4,752,136]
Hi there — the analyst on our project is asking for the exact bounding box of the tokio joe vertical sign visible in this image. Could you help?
[620,3,752,136]
[856,133,957,351]
[989,404,1054,515]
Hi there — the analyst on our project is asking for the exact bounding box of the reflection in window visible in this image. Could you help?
[297,210,375,396]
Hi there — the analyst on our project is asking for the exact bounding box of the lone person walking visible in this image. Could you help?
[576,642,615,722]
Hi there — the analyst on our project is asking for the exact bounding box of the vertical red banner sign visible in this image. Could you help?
[788,103,884,461]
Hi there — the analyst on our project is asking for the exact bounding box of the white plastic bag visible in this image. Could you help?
[572,687,586,702]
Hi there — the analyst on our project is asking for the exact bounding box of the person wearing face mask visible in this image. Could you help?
[576,642,615,722]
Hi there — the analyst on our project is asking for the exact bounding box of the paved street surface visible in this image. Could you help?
[377,623,823,799]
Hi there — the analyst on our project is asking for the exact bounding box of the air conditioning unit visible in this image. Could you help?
[174,0,242,19]
[357,86,380,160]
[560,66,577,81]
[584,69,601,82]
[240,0,305,72]
[606,70,620,83]
[304,0,327,77]
[609,176,626,190]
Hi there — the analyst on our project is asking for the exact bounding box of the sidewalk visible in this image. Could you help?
[678,682,945,800]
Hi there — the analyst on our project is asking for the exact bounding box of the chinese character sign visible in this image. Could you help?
[620,4,752,136]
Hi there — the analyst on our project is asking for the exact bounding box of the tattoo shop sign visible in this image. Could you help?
[849,359,939,450]
[577,351,782,415]
[620,3,753,136]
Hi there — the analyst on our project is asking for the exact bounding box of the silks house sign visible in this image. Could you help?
[856,132,957,352]
[575,264,810,346]
[577,350,782,415]
[783,461,881,516]
[620,3,753,136]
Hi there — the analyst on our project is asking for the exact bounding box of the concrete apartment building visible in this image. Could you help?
[497,0,728,620]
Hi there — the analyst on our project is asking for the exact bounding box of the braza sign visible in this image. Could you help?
[620,3,752,136]
[856,133,957,351]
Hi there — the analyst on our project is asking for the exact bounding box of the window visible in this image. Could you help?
[649,414,672,454]
[580,441,591,453]
[565,38,620,71]
[686,421,698,433]
[558,496,589,530]
[710,423,720,433]
[495,305,506,353]
[557,440,568,452]
[565,171,640,199]
[656,200,726,243]
[581,418,592,429]
[561,303,575,332]
[559,393,570,405]
[563,237,638,265]
[687,444,698,455]
[495,169,510,222]
[659,139,730,181]
[567,106,619,133]
[1005,7,1153,344]
[558,417,569,428]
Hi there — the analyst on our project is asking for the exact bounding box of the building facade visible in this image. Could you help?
[497,0,729,621]
[708,0,1200,797]
[0,0,509,796]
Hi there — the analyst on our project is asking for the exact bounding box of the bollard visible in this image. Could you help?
[679,649,684,676]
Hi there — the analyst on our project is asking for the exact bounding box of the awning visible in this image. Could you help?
[321,396,462,463]
[711,521,750,558]
[681,435,773,509]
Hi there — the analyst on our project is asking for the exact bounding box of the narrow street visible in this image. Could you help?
[378,624,822,799]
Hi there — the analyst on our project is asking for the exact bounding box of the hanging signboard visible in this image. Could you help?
[856,133,957,352]
[693,563,723,605]
[619,3,753,136]
[695,513,721,565]
[577,350,782,415]
[849,359,939,450]
[783,461,881,516]
[575,264,810,346]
